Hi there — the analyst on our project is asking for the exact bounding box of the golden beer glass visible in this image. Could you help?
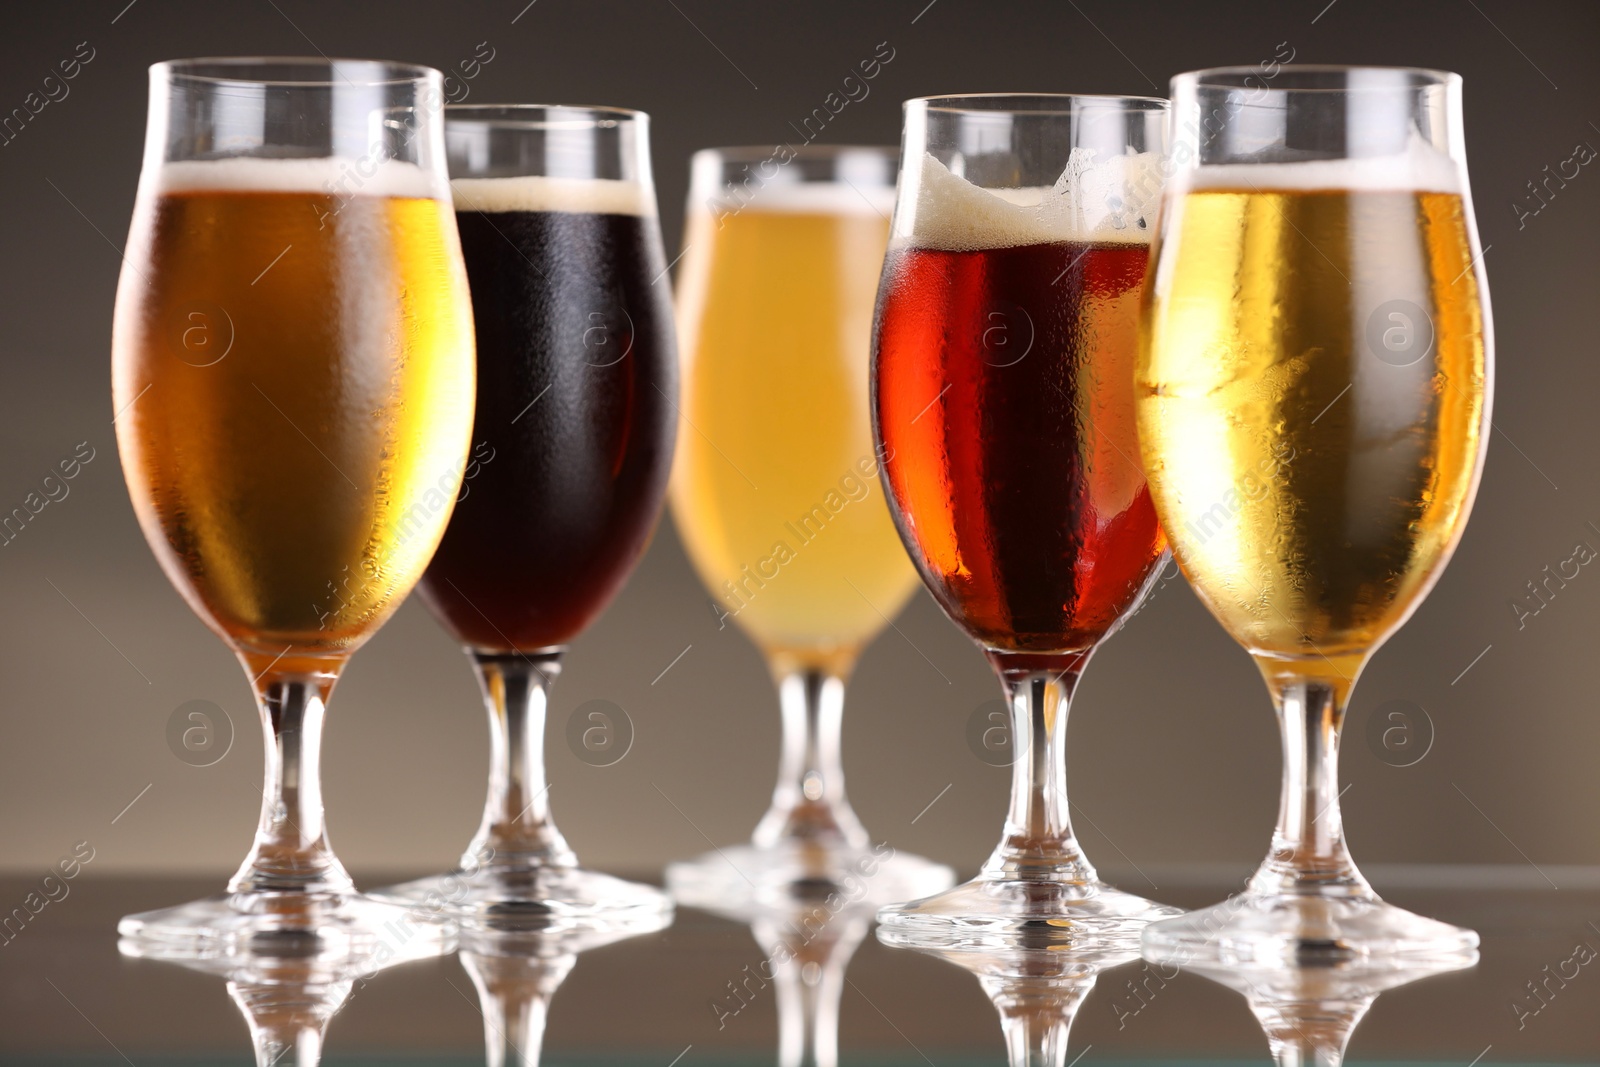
[112,58,475,959]
[1137,66,1490,963]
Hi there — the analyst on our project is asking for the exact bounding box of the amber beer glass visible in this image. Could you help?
[371,106,677,926]
[666,146,952,905]
[872,95,1178,944]
[112,59,474,956]
[1137,67,1490,963]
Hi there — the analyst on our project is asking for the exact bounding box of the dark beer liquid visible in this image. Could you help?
[418,207,676,651]
[872,239,1164,653]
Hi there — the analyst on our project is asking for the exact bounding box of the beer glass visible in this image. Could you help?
[872,96,1178,944]
[1137,67,1490,963]
[112,59,475,956]
[665,146,953,906]
[371,106,677,926]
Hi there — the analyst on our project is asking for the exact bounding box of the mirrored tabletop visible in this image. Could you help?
[1,874,1593,1065]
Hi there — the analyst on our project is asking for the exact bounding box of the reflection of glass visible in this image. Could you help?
[1176,955,1476,1066]
[119,932,445,1067]
[667,146,951,906]
[112,58,474,957]
[373,106,676,926]
[1137,67,1490,963]
[880,928,1138,1067]
[871,96,1178,944]
[458,916,670,1067]
[700,895,873,1067]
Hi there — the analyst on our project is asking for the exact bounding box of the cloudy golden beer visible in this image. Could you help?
[112,159,475,659]
[671,186,918,669]
[1137,181,1487,658]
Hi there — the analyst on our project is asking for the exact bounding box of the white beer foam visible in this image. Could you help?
[701,180,896,218]
[451,175,654,217]
[154,156,442,199]
[895,148,1163,251]
[1177,135,1462,194]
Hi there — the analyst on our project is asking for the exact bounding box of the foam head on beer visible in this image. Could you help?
[152,155,444,200]
[891,147,1166,251]
[1173,132,1463,194]
[699,176,896,220]
[449,174,655,217]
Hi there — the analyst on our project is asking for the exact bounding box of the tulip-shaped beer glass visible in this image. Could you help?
[667,146,952,906]
[871,95,1178,944]
[112,58,475,957]
[1137,67,1490,963]
[372,105,677,927]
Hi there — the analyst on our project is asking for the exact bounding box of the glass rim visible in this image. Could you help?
[153,56,441,88]
[1174,64,1461,92]
[444,102,648,128]
[690,143,896,165]
[904,92,1170,115]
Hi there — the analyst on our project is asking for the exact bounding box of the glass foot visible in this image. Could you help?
[876,873,1181,949]
[1141,891,1480,966]
[117,889,454,967]
[370,864,672,931]
[666,841,954,909]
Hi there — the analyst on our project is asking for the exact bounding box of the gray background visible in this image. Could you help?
[0,0,1594,892]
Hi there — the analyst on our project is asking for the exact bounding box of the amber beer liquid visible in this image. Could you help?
[112,159,476,658]
[671,182,920,668]
[873,162,1165,653]
[1136,164,1488,657]
[417,176,676,652]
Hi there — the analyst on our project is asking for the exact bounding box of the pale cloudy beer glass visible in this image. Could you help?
[666,146,953,906]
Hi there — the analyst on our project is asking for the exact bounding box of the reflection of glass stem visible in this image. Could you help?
[1252,993,1369,1067]
[229,667,353,897]
[229,975,353,1067]
[752,664,868,853]
[1184,955,1475,1067]
[461,951,575,1067]
[983,975,1095,1067]
[753,907,870,1067]
[461,651,575,871]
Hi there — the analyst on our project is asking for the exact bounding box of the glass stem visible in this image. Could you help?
[461,650,575,872]
[752,663,869,851]
[986,976,1094,1067]
[229,663,353,896]
[1250,656,1371,897]
[982,650,1094,882]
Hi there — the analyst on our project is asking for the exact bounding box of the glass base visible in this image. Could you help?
[666,841,954,910]
[117,889,454,967]
[1141,891,1480,966]
[369,864,672,931]
[875,872,1181,949]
